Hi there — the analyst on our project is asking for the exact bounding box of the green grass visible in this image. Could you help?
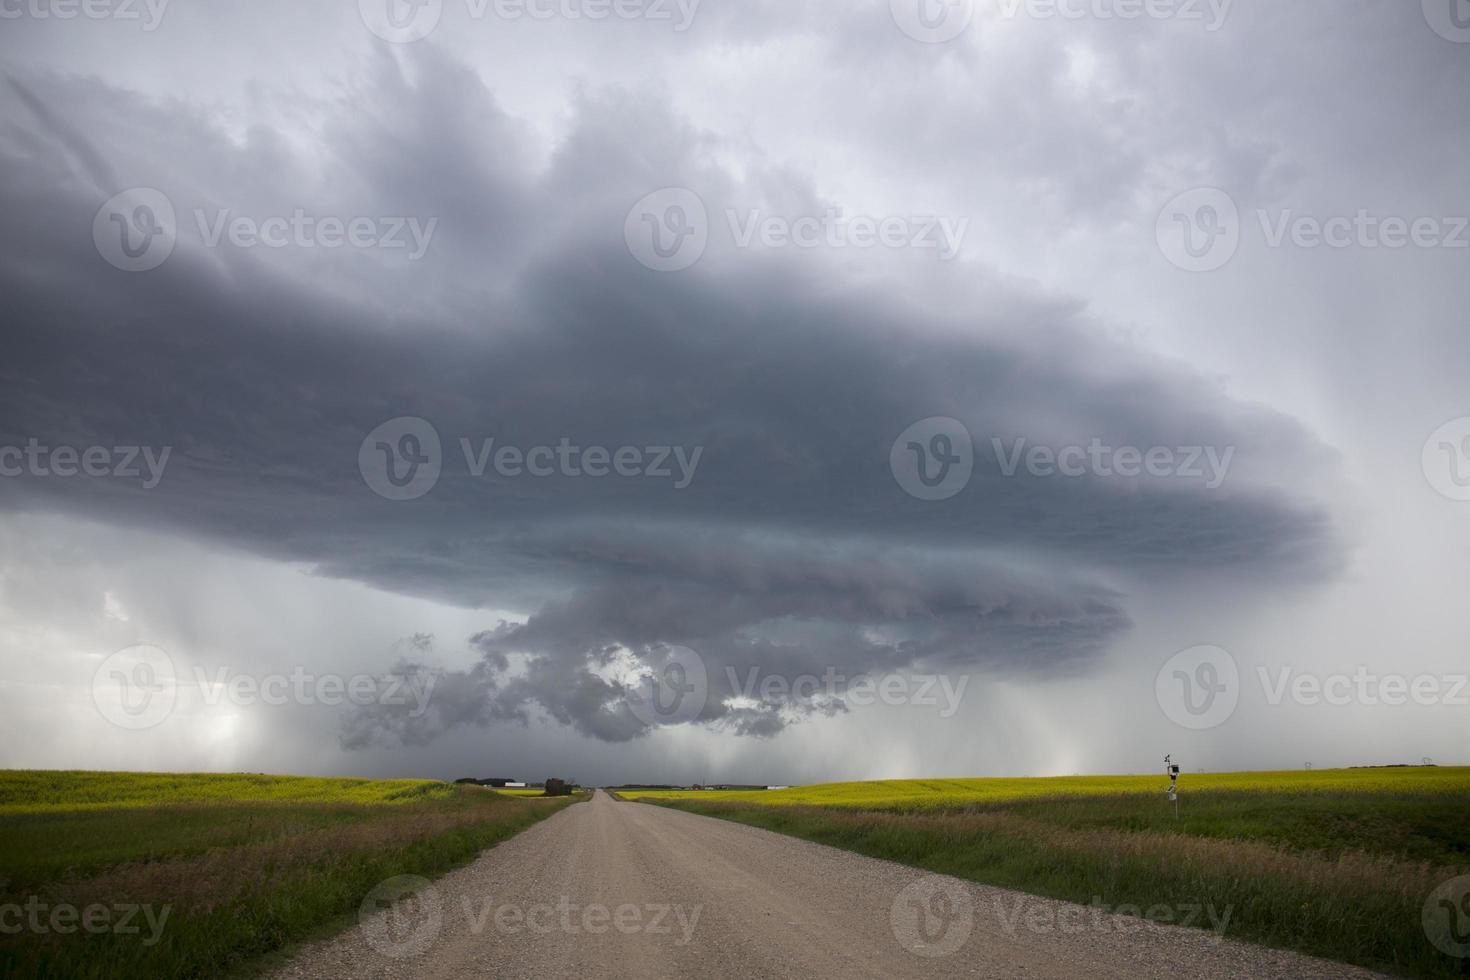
[997,790,1470,867]
[634,768,1470,979]
[0,770,585,979]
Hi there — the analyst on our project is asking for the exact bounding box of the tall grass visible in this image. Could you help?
[637,771,1470,978]
[0,771,584,979]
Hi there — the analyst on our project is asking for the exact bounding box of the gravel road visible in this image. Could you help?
[270,790,1388,980]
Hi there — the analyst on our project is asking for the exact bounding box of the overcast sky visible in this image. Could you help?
[1,0,1467,785]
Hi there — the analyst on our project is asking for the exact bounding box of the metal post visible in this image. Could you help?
[1165,755,1180,820]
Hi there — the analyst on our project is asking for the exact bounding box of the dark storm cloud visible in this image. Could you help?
[0,49,1343,742]
[426,535,1133,742]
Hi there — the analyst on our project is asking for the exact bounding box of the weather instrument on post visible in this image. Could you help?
[1165,755,1180,819]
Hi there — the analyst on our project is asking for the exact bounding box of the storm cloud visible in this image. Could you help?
[0,42,1347,746]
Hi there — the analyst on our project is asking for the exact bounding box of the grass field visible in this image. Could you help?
[0,770,584,979]
[618,766,1470,809]
[0,770,455,814]
[629,767,1470,978]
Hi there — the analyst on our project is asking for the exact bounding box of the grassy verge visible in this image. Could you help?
[637,774,1470,979]
[0,771,585,979]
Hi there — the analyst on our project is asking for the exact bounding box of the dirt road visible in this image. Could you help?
[271,790,1385,979]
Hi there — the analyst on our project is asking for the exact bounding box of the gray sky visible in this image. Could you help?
[1,0,1467,785]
